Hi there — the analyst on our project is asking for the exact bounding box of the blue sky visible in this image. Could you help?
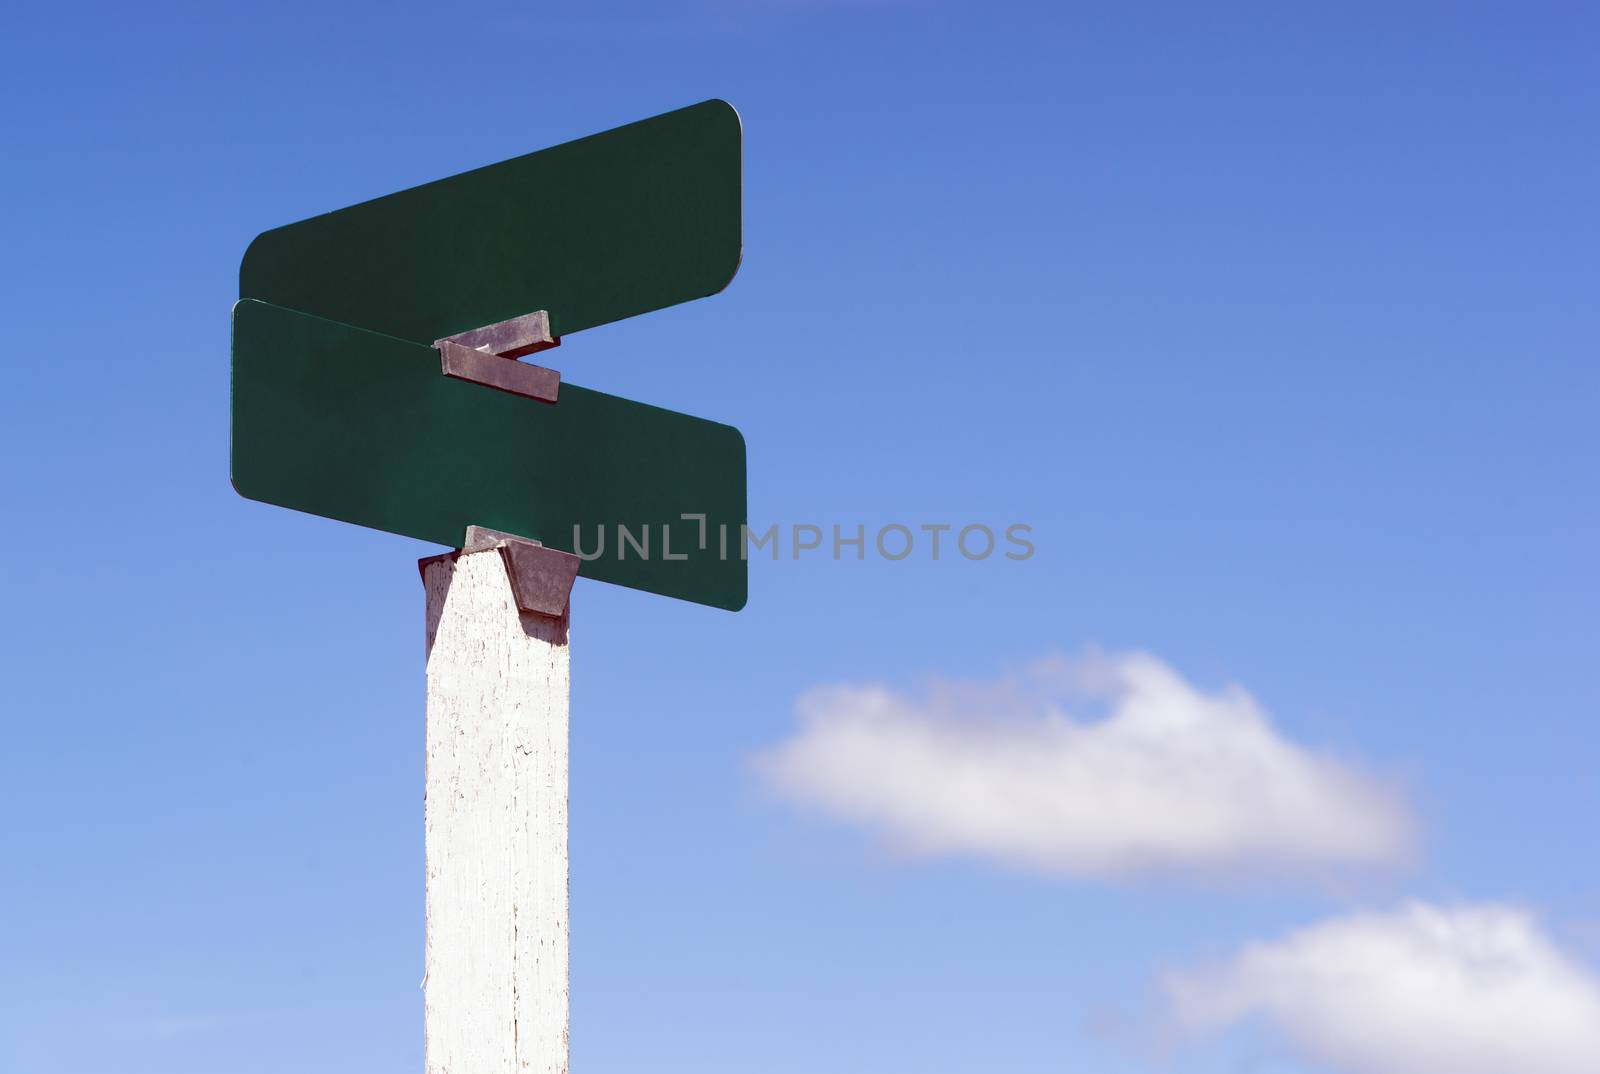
[3,3,1599,1073]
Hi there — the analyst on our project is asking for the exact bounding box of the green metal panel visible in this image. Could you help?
[231,299,748,612]
[239,99,741,345]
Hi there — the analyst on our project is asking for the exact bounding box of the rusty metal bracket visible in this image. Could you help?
[435,311,562,403]
[418,525,581,618]
[467,526,580,618]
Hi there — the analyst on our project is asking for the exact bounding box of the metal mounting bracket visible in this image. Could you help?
[418,525,581,618]
[435,311,562,403]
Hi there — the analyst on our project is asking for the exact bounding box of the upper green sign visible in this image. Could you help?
[239,99,741,345]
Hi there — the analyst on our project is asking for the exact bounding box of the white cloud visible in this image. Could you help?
[1167,902,1600,1074]
[753,650,1413,880]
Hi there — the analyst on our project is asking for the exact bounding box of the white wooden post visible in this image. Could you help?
[422,547,571,1074]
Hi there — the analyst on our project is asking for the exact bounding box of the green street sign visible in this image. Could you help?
[232,300,747,611]
[240,99,742,345]
[230,100,748,611]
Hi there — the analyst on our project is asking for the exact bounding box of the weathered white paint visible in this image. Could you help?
[423,549,570,1074]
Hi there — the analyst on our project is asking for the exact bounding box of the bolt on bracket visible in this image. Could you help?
[435,311,561,403]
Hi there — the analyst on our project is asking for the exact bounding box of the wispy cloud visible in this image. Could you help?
[753,650,1413,881]
[1166,901,1600,1074]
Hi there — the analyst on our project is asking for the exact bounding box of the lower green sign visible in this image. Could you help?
[231,299,748,611]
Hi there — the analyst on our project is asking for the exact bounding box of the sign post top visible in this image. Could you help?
[232,99,748,612]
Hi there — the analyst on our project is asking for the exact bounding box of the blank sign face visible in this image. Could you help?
[230,100,749,610]
[231,299,748,611]
[239,99,742,346]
